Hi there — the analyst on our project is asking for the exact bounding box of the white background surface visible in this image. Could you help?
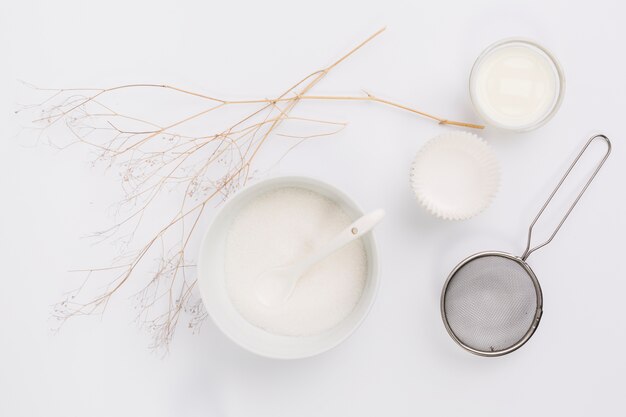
[1,1,625,416]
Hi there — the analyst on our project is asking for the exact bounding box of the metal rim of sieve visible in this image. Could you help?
[440,251,544,357]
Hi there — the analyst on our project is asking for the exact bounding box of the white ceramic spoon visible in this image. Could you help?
[255,209,385,307]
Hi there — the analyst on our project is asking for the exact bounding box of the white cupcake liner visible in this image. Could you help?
[410,131,500,220]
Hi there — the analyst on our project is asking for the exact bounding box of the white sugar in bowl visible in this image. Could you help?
[197,176,380,359]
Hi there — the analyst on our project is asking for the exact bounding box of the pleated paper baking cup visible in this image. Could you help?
[410,131,500,220]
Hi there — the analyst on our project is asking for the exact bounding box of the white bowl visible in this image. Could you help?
[197,176,380,359]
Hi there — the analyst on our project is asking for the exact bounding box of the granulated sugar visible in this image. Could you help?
[225,186,368,336]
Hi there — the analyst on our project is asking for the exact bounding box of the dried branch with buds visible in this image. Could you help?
[20,27,482,350]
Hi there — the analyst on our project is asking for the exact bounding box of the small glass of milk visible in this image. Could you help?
[469,38,565,131]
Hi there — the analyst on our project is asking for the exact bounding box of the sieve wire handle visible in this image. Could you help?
[521,134,612,261]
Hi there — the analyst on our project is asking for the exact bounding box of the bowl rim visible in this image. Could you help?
[468,37,566,132]
[197,175,381,359]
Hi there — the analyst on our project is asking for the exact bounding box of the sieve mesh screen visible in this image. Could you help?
[443,255,539,353]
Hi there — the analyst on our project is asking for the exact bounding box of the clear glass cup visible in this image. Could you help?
[469,38,565,132]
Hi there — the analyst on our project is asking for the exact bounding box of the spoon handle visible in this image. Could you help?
[296,209,385,274]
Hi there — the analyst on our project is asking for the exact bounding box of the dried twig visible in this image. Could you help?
[21,27,482,350]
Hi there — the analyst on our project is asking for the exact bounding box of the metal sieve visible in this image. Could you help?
[441,134,612,356]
